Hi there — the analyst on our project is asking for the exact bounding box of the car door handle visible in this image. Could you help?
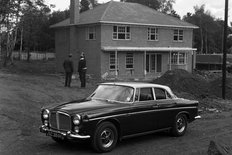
[152,105,159,108]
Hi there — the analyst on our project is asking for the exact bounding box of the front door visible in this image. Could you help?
[146,54,162,74]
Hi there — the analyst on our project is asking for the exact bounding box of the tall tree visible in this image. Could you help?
[183,5,227,54]
[80,0,91,13]
[121,0,176,14]
[0,0,47,65]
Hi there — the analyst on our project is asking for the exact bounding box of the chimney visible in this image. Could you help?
[70,0,80,24]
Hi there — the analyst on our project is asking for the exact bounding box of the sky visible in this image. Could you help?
[45,0,232,23]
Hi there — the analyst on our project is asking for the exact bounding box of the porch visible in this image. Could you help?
[101,46,197,80]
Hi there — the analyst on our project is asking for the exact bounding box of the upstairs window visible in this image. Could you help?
[148,27,158,41]
[86,27,96,40]
[126,53,134,69]
[113,25,130,40]
[173,29,183,42]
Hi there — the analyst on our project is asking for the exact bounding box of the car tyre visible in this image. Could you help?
[92,122,118,153]
[171,114,187,137]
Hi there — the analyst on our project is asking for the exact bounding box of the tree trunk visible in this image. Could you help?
[205,33,208,54]
[200,28,204,54]
[19,27,23,60]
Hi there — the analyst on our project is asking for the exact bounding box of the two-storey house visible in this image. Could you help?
[51,0,198,80]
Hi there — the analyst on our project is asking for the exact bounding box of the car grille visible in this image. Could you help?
[49,111,71,131]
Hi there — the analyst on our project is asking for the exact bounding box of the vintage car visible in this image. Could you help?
[40,82,200,152]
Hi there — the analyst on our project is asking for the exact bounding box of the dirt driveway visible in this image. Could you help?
[0,61,232,155]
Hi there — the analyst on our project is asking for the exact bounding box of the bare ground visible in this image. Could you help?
[0,61,232,155]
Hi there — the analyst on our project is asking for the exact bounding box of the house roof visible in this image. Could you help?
[51,1,198,29]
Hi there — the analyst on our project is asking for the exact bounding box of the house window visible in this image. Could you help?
[148,27,158,41]
[179,52,186,64]
[109,53,116,70]
[171,52,178,64]
[86,27,96,40]
[171,52,186,65]
[109,52,119,70]
[113,25,130,40]
[173,29,183,42]
[126,53,134,69]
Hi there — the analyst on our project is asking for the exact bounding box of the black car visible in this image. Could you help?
[40,82,200,152]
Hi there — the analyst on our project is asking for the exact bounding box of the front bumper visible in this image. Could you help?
[40,125,90,139]
[195,115,201,119]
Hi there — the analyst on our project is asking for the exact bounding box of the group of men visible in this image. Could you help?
[63,52,87,88]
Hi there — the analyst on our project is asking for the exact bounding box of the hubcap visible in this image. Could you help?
[177,117,185,133]
[100,128,114,148]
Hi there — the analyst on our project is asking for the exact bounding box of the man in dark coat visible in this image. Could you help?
[63,54,74,87]
[78,53,87,88]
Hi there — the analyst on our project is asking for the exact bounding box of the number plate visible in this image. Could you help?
[46,131,65,140]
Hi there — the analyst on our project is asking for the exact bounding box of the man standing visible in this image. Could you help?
[63,54,74,87]
[78,53,87,88]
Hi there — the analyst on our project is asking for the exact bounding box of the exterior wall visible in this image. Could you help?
[101,51,145,79]
[101,24,193,48]
[76,25,102,78]
[100,24,194,79]
[55,28,70,72]
[55,24,102,78]
[101,51,172,80]
[55,23,195,80]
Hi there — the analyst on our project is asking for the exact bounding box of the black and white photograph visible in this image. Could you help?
[0,0,232,154]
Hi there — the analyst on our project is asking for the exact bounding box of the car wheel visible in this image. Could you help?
[171,114,187,137]
[92,122,118,153]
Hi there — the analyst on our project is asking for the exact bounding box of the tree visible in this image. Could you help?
[121,0,176,14]
[168,10,180,19]
[80,0,91,13]
[183,5,226,54]
[0,0,47,65]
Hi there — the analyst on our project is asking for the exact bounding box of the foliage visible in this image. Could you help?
[80,0,98,13]
[0,0,48,65]
[183,5,232,54]
[121,0,177,14]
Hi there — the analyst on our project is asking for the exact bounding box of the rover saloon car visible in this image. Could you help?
[40,82,201,152]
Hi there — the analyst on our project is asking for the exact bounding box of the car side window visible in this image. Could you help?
[135,88,140,101]
[166,91,172,99]
[154,88,166,100]
[139,88,154,101]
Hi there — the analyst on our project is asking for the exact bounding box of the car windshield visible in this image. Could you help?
[91,85,134,103]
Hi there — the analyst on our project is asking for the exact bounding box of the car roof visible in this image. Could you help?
[102,82,170,89]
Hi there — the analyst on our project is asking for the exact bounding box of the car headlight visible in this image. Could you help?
[74,126,79,133]
[42,109,50,119]
[73,114,81,125]
[44,120,49,126]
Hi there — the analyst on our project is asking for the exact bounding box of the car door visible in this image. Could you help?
[154,88,178,129]
[121,87,158,136]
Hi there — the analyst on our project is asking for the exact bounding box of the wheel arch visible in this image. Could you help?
[95,118,121,140]
[176,111,190,122]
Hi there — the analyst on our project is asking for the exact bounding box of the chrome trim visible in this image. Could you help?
[40,125,90,139]
[50,111,71,131]
[88,106,197,121]
[195,115,201,119]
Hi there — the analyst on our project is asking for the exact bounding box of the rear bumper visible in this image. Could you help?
[194,115,201,119]
[40,125,90,139]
